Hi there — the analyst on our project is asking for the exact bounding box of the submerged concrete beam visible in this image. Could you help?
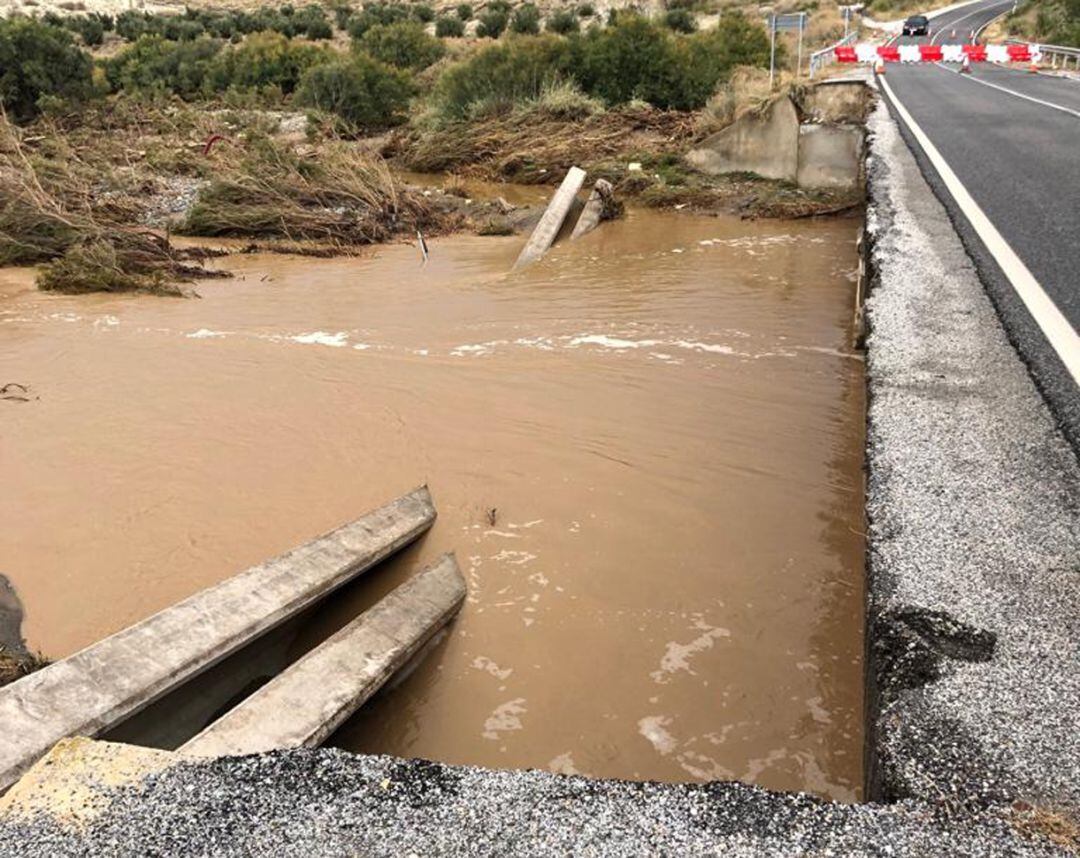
[181,553,466,757]
[570,179,615,241]
[513,166,586,269]
[0,487,437,792]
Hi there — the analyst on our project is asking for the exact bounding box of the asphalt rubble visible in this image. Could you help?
[0,95,1076,857]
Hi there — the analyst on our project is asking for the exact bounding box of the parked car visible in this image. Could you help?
[902,14,930,35]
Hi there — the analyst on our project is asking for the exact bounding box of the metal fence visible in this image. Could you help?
[1006,38,1080,70]
[809,32,858,79]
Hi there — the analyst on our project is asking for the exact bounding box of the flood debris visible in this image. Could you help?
[0,383,34,403]
[0,116,226,296]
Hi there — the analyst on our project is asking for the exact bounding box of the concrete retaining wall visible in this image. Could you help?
[685,96,800,182]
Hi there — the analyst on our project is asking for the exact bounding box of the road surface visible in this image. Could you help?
[881,0,1080,444]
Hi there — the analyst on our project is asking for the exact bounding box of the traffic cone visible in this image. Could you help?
[960,54,971,74]
[874,57,885,75]
[950,28,956,39]
[1029,58,1039,72]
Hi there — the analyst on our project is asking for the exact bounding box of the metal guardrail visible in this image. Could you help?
[1006,38,1080,69]
[809,32,858,79]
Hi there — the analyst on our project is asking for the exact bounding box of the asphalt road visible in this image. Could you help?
[880,0,1080,444]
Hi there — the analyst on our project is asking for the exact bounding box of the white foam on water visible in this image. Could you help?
[638,715,678,756]
[290,331,348,347]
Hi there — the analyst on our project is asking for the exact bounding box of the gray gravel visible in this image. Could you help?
[863,99,1080,815]
[0,749,1067,857]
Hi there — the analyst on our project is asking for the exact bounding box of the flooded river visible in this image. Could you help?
[0,207,865,800]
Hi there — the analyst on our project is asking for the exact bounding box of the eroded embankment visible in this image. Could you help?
[862,93,1079,840]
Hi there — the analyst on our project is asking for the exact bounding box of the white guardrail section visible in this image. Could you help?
[1006,38,1080,69]
[810,31,858,78]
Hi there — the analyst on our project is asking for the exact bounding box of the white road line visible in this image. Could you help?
[930,0,1013,44]
[936,64,1080,118]
[878,74,1080,385]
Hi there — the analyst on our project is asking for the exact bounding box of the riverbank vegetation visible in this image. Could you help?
[0,2,859,294]
[1000,0,1080,46]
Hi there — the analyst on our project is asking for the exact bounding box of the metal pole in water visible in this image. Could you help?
[797,14,805,78]
[769,16,776,88]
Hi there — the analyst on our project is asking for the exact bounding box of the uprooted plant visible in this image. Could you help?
[0,113,225,295]
[180,132,458,247]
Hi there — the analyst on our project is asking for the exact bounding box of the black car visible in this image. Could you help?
[902,14,930,35]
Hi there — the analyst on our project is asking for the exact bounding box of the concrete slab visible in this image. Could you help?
[181,554,466,757]
[513,167,586,269]
[0,487,437,792]
[797,124,865,189]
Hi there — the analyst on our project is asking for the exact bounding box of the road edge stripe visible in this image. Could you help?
[877,74,1080,385]
[934,64,1080,119]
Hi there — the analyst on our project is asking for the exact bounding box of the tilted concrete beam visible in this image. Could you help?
[0,487,437,792]
[513,167,587,269]
[181,553,466,756]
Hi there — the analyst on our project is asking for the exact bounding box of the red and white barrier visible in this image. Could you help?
[835,42,1042,64]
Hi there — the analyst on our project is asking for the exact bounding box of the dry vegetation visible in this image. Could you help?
[0,111,226,294]
[1009,801,1080,853]
[0,648,49,688]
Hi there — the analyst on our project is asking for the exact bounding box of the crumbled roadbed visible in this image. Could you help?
[0,748,1070,857]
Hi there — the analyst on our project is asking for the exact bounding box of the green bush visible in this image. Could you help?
[411,3,436,22]
[105,35,223,98]
[476,9,509,37]
[577,2,595,15]
[435,15,466,36]
[358,21,445,70]
[293,4,333,38]
[456,3,473,19]
[546,9,579,33]
[208,31,329,95]
[430,34,573,119]
[0,16,95,122]
[663,8,697,33]
[67,14,106,46]
[330,0,355,29]
[510,3,541,34]
[346,3,410,37]
[296,54,413,129]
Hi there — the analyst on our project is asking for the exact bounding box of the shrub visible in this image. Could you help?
[292,4,333,38]
[577,2,594,15]
[208,31,329,95]
[510,3,541,34]
[68,14,106,46]
[296,54,413,129]
[488,0,512,11]
[346,3,409,37]
[663,8,697,33]
[546,9,579,33]
[330,0,355,29]
[435,15,465,36]
[411,3,436,22]
[358,21,445,70]
[476,9,508,36]
[579,16,680,105]
[106,35,223,98]
[431,34,572,119]
[456,2,473,19]
[0,16,94,122]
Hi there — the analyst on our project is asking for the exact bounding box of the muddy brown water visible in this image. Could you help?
[0,207,865,800]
